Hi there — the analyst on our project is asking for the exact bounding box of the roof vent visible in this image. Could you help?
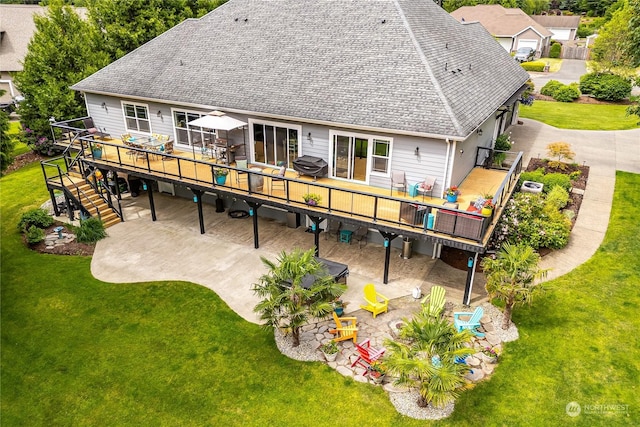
[381,19,386,24]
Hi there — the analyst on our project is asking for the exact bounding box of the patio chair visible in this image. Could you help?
[453,306,485,337]
[390,170,407,195]
[270,165,286,194]
[325,219,341,241]
[353,226,368,248]
[351,338,386,375]
[329,311,358,343]
[416,176,437,200]
[360,283,389,318]
[82,117,109,139]
[420,285,445,317]
[236,156,249,184]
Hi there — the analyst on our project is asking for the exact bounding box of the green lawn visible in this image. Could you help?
[2,164,639,425]
[520,101,639,130]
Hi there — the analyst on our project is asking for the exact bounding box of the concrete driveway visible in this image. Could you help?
[528,59,587,91]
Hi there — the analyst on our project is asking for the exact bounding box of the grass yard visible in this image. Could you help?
[2,161,639,425]
[520,101,640,130]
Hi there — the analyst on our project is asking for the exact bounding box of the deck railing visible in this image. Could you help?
[43,131,523,247]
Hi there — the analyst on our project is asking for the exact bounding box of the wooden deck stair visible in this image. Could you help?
[61,175,121,228]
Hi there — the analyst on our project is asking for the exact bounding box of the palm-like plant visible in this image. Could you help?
[384,314,474,408]
[481,243,549,330]
[252,248,346,346]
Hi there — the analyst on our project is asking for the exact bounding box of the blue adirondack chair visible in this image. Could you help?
[453,306,485,337]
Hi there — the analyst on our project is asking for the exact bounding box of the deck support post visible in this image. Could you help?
[247,202,262,249]
[48,188,60,216]
[145,180,157,222]
[191,189,205,234]
[308,216,322,256]
[379,231,399,284]
[462,251,479,306]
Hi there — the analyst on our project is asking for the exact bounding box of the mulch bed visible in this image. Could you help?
[533,93,633,105]
[4,151,45,174]
[27,223,96,257]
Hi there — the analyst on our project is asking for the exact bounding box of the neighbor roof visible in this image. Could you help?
[451,5,553,38]
[0,4,87,72]
[72,0,529,139]
[531,15,581,29]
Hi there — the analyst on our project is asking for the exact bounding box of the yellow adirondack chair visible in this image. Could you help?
[329,311,358,343]
[360,283,389,318]
[421,285,446,317]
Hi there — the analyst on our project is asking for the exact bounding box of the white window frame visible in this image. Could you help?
[328,129,393,184]
[170,108,217,150]
[248,118,301,167]
[121,101,151,134]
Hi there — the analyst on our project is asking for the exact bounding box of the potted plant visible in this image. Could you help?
[481,199,495,216]
[480,346,500,363]
[303,193,322,206]
[320,340,339,362]
[444,186,461,203]
[333,299,349,316]
[214,167,229,185]
[367,362,387,384]
[91,142,103,159]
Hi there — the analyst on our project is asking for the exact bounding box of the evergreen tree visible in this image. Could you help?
[13,0,110,139]
[89,0,227,61]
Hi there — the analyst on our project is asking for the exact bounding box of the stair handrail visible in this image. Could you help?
[85,167,123,221]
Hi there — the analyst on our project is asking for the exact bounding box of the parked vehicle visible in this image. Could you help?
[514,47,535,63]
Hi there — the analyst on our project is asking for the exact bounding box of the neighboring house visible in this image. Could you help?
[0,5,44,105]
[531,14,581,42]
[50,0,529,273]
[450,5,553,58]
[0,4,87,108]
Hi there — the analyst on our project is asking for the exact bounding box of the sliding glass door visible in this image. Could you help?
[252,121,299,168]
[331,135,369,182]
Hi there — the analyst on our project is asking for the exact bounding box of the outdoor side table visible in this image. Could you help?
[339,229,353,244]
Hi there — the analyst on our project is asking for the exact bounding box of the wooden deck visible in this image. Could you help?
[47,136,516,252]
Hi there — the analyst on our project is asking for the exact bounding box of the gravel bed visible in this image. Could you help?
[274,328,323,362]
[483,303,520,343]
[389,390,454,420]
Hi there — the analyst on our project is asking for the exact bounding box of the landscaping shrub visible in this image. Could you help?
[517,168,545,188]
[549,42,561,59]
[542,173,572,193]
[545,186,570,210]
[25,225,45,245]
[521,61,546,72]
[553,83,581,102]
[494,132,512,151]
[75,217,107,243]
[540,80,564,97]
[580,73,632,101]
[489,190,571,251]
[579,72,600,95]
[18,208,54,232]
[546,142,575,170]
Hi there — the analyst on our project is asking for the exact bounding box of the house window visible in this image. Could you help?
[123,102,150,133]
[251,120,300,168]
[173,110,216,148]
[372,139,390,173]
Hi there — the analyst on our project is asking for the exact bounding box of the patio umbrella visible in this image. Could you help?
[188,111,248,163]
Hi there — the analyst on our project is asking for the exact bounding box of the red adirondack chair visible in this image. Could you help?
[351,338,385,375]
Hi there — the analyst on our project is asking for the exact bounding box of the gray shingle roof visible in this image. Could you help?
[72,0,529,139]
